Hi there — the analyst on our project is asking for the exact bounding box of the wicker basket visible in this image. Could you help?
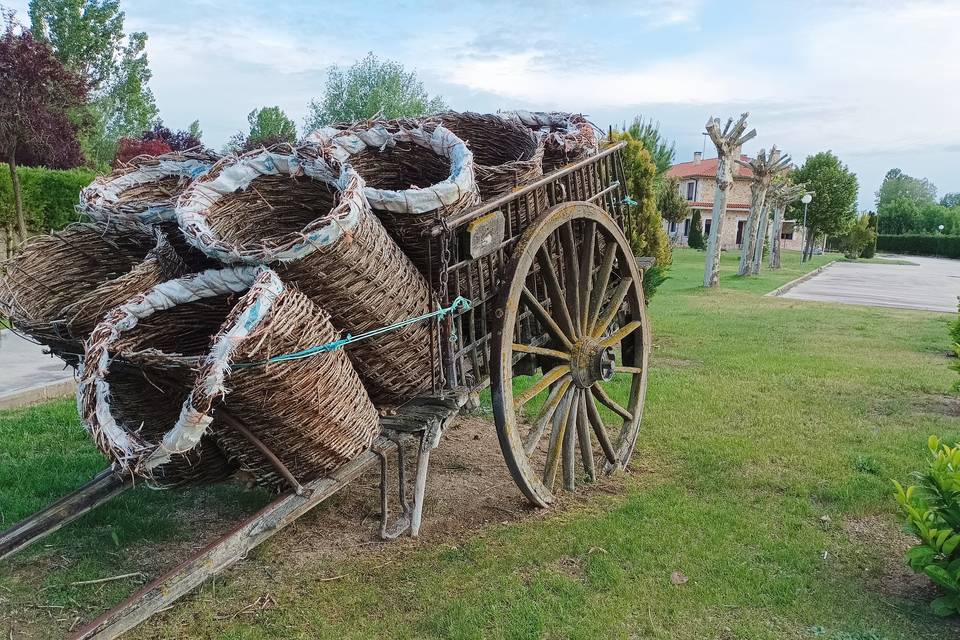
[0,223,186,363]
[312,122,480,281]
[79,150,220,269]
[78,267,379,490]
[504,111,599,173]
[435,112,544,200]
[176,145,437,404]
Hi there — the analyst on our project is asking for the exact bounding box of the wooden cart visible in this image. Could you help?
[0,140,650,639]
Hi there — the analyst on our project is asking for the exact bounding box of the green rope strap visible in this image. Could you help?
[235,296,472,368]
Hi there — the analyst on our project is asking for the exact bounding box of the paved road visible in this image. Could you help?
[780,254,960,313]
[0,329,75,401]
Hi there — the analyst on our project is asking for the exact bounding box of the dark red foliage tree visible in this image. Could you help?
[0,12,87,243]
[141,121,201,152]
[113,137,172,167]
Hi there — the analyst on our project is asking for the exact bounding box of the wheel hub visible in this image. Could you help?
[570,337,616,388]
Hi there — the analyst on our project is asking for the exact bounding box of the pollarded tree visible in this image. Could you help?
[702,112,757,288]
[304,52,447,131]
[738,147,791,276]
[0,13,87,245]
[789,151,858,260]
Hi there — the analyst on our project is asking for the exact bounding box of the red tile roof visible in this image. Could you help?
[667,155,754,180]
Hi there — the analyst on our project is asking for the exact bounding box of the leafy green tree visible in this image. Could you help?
[687,210,705,249]
[942,193,960,209]
[609,129,671,299]
[188,119,202,142]
[625,116,675,175]
[225,107,297,153]
[839,214,877,259]
[657,175,690,224]
[876,168,937,210]
[789,151,858,260]
[29,0,157,169]
[304,52,447,131]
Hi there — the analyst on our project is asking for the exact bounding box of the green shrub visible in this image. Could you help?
[861,215,878,258]
[893,435,960,617]
[0,164,95,233]
[877,234,960,258]
[839,215,877,259]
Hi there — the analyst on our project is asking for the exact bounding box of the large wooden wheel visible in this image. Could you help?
[491,202,650,507]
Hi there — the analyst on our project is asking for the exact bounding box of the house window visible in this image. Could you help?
[704,218,712,236]
[781,229,794,240]
[736,220,746,245]
[685,181,696,201]
[669,220,677,233]
[683,218,691,236]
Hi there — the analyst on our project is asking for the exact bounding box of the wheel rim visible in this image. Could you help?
[492,202,650,507]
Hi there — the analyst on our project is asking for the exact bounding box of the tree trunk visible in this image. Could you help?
[8,153,27,246]
[769,204,784,269]
[2,222,12,260]
[750,203,770,275]
[802,230,815,262]
[738,188,766,276]
[703,184,729,288]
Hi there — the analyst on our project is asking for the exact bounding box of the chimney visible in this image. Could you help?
[693,151,702,164]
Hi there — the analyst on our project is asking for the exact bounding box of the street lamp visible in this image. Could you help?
[801,193,813,263]
[939,224,945,234]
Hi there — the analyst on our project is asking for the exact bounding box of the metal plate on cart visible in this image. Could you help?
[464,211,505,259]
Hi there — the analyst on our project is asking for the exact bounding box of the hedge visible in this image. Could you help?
[877,234,960,259]
[0,164,96,233]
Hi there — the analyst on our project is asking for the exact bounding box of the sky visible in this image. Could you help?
[6,0,959,209]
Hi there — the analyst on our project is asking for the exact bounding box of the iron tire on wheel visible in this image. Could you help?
[491,202,650,508]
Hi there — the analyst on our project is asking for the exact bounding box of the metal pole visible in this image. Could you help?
[802,201,809,263]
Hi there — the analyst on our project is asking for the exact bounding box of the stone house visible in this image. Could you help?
[664,151,807,252]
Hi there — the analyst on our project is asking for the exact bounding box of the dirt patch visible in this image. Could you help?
[842,514,936,602]
[916,394,960,418]
[3,414,648,638]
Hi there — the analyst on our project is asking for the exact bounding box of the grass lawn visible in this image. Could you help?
[2,248,959,639]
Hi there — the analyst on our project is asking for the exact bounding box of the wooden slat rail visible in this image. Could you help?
[70,438,397,640]
[0,469,131,561]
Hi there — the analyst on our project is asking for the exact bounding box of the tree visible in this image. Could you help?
[687,210,705,249]
[225,107,297,153]
[738,147,791,276]
[702,112,757,288]
[657,176,690,224]
[113,138,171,167]
[29,0,157,169]
[789,152,858,261]
[187,119,202,142]
[609,129,671,298]
[942,193,960,209]
[304,52,447,131]
[141,121,201,151]
[625,116,675,175]
[0,13,87,246]
[839,214,877,259]
[876,168,937,210]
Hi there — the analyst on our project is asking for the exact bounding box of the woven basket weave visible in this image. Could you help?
[176,145,437,404]
[78,267,379,490]
[311,122,480,281]
[79,150,220,270]
[435,112,544,200]
[0,223,186,363]
[505,111,599,173]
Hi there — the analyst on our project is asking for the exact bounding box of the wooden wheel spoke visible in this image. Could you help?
[590,277,633,339]
[591,384,633,421]
[578,221,597,334]
[524,380,570,455]
[559,222,581,337]
[577,392,596,481]
[600,320,644,348]
[587,242,618,334]
[521,287,573,351]
[543,386,575,490]
[514,365,570,409]
[584,389,618,463]
[561,389,579,491]
[537,246,578,340]
[512,343,570,361]
[617,365,645,375]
